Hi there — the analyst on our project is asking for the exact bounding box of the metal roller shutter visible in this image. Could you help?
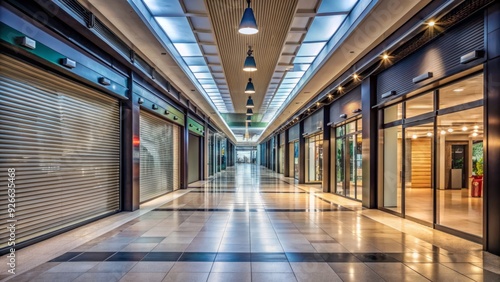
[140,111,179,202]
[0,55,120,251]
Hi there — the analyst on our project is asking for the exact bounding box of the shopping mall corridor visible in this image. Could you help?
[2,164,500,282]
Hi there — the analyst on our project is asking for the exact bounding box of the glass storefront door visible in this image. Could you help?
[294,141,299,180]
[404,121,434,224]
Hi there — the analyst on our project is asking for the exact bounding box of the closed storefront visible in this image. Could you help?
[139,111,180,202]
[0,55,120,251]
[187,117,204,184]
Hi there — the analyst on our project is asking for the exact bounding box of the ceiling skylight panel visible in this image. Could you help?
[194,72,213,79]
[318,0,359,13]
[173,43,203,57]
[293,56,315,64]
[143,0,183,16]
[183,57,206,65]
[189,65,210,73]
[303,15,346,42]
[156,17,197,43]
[296,42,326,57]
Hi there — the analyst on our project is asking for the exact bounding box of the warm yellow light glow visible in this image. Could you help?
[440,130,447,135]
[447,128,454,133]
[327,94,332,99]
[338,86,343,91]
[472,132,478,137]
[412,134,418,139]
[427,132,433,137]
[353,74,359,79]
[474,125,479,129]
[428,21,435,27]
[462,126,468,131]
[382,54,389,60]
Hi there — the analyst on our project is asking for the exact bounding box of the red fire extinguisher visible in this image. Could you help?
[470,175,483,197]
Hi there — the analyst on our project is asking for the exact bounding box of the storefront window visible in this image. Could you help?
[439,74,483,109]
[384,104,402,123]
[305,134,323,183]
[436,106,483,237]
[333,118,362,200]
[406,92,433,119]
[381,73,484,238]
[383,125,402,212]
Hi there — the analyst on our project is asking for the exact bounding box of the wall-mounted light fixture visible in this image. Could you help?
[152,104,158,110]
[98,77,111,85]
[352,108,362,114]
[164,110,170,115]
[339,114,347,119]
[61,58,77,69]
[381,90,396,99]
[138,98,144,104]
[18,36,36,49]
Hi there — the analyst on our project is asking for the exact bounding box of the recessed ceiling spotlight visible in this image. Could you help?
[462,126,468,131]
[447,128,454,133]
[428,20,435,27]
[474,125,479,129]
[382,54,389,60]
[338,86,343,91]
[472,132,478,137]
[454,88,464,92]
[353,74,359,80]
[440,130,447,135]
[412,134,418,139]
[427,132,433,137]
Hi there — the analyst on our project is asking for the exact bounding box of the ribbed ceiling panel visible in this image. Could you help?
[206,0,298,114]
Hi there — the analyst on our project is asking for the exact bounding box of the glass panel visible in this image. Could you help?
[383,126,403,212]
[356,134,363,200]
[317,138,323,182]
[347,135,355,198]
[303,15,346,42]
[439,74,483,110]
[384,104,403,123]
[294,142,299,180]
[404,122,434,223]
[289,142,295,177]
[406,92,434,119]
[346,121,356,134]
[335,138,345,195]
[336,126,344,136]
[437,106,483,237]
[357,118,362,132]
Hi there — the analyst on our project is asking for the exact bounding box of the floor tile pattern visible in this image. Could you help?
[2,164,499,282]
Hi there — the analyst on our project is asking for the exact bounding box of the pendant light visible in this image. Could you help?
[246,96,254,108]
[238,0,258,35]
[246,115,252,123]
[245,78,255,94]
[246,108,253,115]
[243,47,257,72]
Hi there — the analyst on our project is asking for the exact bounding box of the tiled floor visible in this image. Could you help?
[1,164,500,282]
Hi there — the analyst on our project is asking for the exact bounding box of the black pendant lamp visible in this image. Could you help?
[243,47,257,72]
[245,78,255,94]
[246,115,252,123]
[246,96,254,108]
[246,108,253,116]
[238,0,258,35]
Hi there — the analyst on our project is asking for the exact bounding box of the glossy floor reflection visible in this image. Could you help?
[2,164,500,282]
